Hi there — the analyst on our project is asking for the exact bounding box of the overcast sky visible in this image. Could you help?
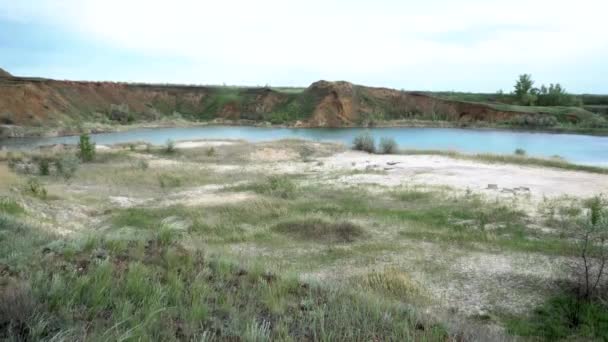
[1,0,607,93]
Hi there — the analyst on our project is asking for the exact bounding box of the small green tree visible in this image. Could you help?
[514,74,537,106]
[78,133,96,162]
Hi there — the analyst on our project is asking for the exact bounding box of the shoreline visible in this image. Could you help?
[3,118,608,139]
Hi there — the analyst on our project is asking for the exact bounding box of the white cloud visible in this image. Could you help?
[1,0,607,91]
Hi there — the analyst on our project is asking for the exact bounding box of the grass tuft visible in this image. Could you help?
[273,218,365,243]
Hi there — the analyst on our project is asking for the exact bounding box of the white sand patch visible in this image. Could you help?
[250,147,298,162]
[175,140,236,149]
[95,145,110,150]
[158,184,256,207]
[319,151,608,199]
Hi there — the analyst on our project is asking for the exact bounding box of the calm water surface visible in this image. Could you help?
[2,126,608,166]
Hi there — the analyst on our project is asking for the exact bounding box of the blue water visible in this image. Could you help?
[2,126,608,166]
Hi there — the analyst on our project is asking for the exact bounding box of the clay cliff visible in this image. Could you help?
[0,69,532,129]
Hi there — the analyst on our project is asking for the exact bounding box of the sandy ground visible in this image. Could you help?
[174,140,236,149]
[317,151,608,199]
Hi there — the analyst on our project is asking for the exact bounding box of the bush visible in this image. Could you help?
[206,147,216,157]
[571,196,608,299]
[78,133,96,162]
[379,137,398,154]
[25,178,47,199]
[244,175,297,199]
[507,295,608,340]
[514,148,526,156]
[137,159,149,170]
[353,133,375,153]
[37,158,50,176]
[165,139,176,154]
[55,155,80,180]
[158,173,181,188]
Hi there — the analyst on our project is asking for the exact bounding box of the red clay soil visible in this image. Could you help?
[0,68,529,128]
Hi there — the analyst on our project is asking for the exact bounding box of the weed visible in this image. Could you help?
[37,157,50,176]
[165,139,176,154]
[206,147,216,157]
[353,133,375,153]
[25,178,47,199]
[55,154,79,180]
[158,173,182,188]
[0,197,24,215]
[379,137,398,154]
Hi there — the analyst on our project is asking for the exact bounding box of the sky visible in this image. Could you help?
[1,0,607,93]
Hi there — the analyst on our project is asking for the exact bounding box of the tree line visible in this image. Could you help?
[513,74,581,106]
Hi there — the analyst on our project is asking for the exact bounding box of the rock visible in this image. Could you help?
[486,184,498,189]
[516,186,530,191]
[387,161,400,166]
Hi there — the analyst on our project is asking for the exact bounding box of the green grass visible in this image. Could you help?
[506,294,608,341]
[0,197,24,215]
[0,213,447,341]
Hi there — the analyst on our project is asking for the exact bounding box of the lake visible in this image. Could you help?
[2,126,608,166]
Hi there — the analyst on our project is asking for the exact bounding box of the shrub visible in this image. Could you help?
[353,133,375,153]
[25,178,47,199]
[158,173,181,188]
[263,175,296,199]
[137,159,149,170]
[206,147,216,157]
[55,155,80,180]
[379,137,398,154]
[165,139,176,154]
[514,148,526,156]
[571,196,608,299]
[78,133,96,162]
[37,158,50,175]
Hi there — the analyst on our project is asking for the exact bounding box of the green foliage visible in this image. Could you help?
[0,197,24,215]
[37,157,50,176]
[353,133,375,153]
[514,148,526,156]
[537,83,581,107]
[379,137,398,154]
[508,114,558,128]
[165,139,176,154]
[514,74,537,105]
[25,178,47,199]
[55,154,79,180]
[7,234,446,341]
[77,133,96,162]
[507,295,608,340]
[205,147,216,157]
[245,175,297,199]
